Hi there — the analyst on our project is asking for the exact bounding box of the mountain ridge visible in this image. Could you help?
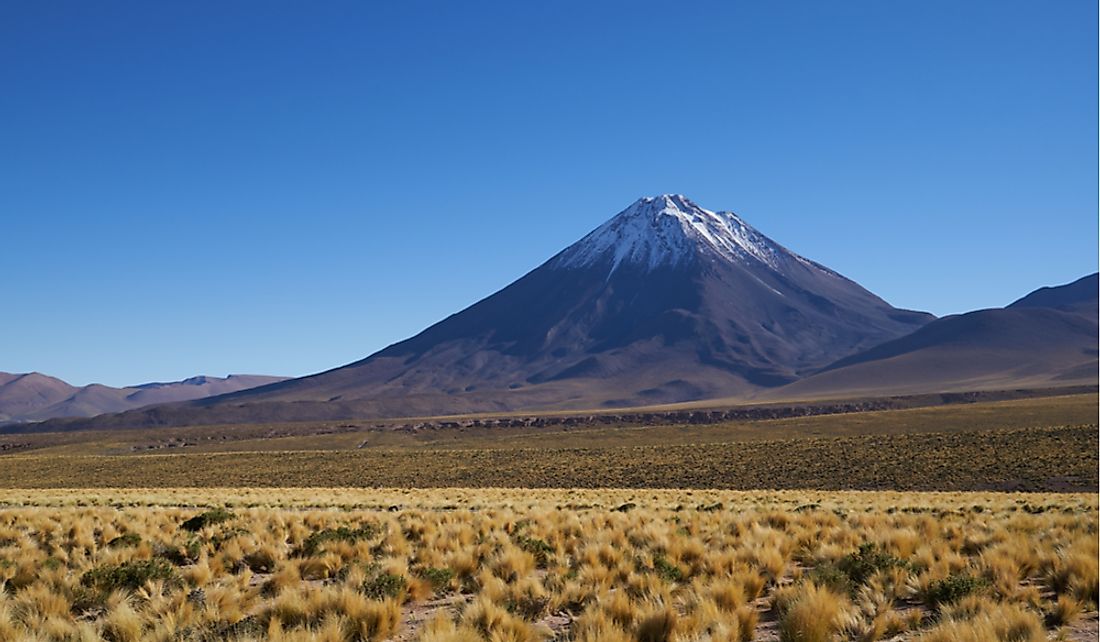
[765,273,1098,400]
[0,372,287,423]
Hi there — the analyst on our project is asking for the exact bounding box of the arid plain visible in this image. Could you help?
[0,392,1095,641]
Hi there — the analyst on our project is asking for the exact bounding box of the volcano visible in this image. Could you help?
[45,194,933,427]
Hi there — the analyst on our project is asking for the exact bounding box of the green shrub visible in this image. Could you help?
[809,563,852,594]
[81,559,178,591]
[653,555,683,582]
[158,538,202,565]
[181,507,235,532]
[811,543,907,595]
[362,572,406,600]
[107,533,142,548]
[417,567,454,591]
[211,527,249,548]
[298,524,378,556]
[514,535,554,568]
[839,543,907,585]
[925,573,988,609]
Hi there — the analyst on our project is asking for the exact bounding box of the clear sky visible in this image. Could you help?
[2,1,1096,387]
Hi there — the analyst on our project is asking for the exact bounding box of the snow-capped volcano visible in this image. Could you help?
[56,195,936,426]
[554,194,792,274]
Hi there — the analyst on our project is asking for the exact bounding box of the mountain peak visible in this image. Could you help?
[636,193,697,210]
[552,194,785,274]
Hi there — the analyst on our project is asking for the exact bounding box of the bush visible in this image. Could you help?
[181,507,235,532]
[812,543,907,594]
[838,543,907,585]
[81,559,178,591]
[808,563,851,594]
[514,535,554,568]
[211,527,249,548]
[362,572,406,600]
[925,573,988,610]
[158,538,202,565]
[653,555,683,583]
[298,525,378,556]
[507,593,550,620]
[107,533,142,548]
[417,567,454,592]
[243,549,277,573]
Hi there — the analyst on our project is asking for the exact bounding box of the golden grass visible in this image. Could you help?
[0,488,1093,641]
[775,582,848,642]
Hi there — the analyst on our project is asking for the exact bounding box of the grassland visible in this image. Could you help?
[3,392,1095,456]
[0,488,1094,641]
[0,395,1095,491]
[0,425,1091,491]
[0,395,1095,640]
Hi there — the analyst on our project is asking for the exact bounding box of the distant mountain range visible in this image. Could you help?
[0,373,286,423]
[7,195,1096,430]
[768,273,1098,399]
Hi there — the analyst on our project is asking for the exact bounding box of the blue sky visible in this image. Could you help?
[2,1,1096,387]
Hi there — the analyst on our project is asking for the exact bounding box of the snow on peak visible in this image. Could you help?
[552,194,785,274]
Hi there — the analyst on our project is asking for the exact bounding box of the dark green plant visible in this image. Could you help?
[158,538,202,565]
[362,572,406,600]
[107,533,142,548]
[653,555,683,582]
[838,543,907,586]
[417,567,454,591]
[181,507,235,532]
[211,527,250,548]
[514,535,554,568]
[925,573,988,609]
[809,563,852,594]
[299,525,378,556]
[811,543,908,595]
[81,559,178,591]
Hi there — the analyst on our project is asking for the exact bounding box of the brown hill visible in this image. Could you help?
[766,274,1098,400]
[0,374,287,423]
